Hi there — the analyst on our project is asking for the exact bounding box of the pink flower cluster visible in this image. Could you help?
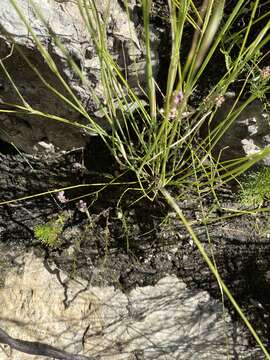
[261,66,270,80]
[57,191,68,203]
[56,191,88,213]
[77,200,87,213]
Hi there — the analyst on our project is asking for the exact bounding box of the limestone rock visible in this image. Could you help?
[211,98,270,164]
[0,0,158,153]
[0,252,258,360]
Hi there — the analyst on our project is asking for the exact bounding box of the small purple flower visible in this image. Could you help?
[168,90,184,119]
[173,90,183,106]
[77,200,87,213]
[57,191,68,203]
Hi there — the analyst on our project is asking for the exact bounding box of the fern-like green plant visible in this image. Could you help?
[239,167,270,207]
[34,214,65,248]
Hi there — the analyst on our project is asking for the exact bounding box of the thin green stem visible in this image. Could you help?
[160,187,270,359]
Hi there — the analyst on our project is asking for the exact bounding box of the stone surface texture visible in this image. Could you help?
[211,98,270,164]
[0,252,258,360]
[0,0,158,153]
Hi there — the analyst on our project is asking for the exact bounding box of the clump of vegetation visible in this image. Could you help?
[34,214,66,248]
[239,167,270,207]
[1,0,270,356]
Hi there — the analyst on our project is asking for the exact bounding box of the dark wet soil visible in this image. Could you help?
[43,185,270,351]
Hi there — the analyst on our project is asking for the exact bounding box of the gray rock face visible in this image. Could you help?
[211,98,270,164]
[0,0,158,153]
[0,252,260,360]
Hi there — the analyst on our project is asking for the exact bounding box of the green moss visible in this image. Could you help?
[239,167,270,207]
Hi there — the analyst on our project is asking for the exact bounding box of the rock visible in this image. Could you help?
[0,0,159,153]
[0,251,260,360]
[210,98,270,164]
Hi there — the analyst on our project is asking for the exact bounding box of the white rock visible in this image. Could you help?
[0,0,158,153]
[0,252,255,359]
